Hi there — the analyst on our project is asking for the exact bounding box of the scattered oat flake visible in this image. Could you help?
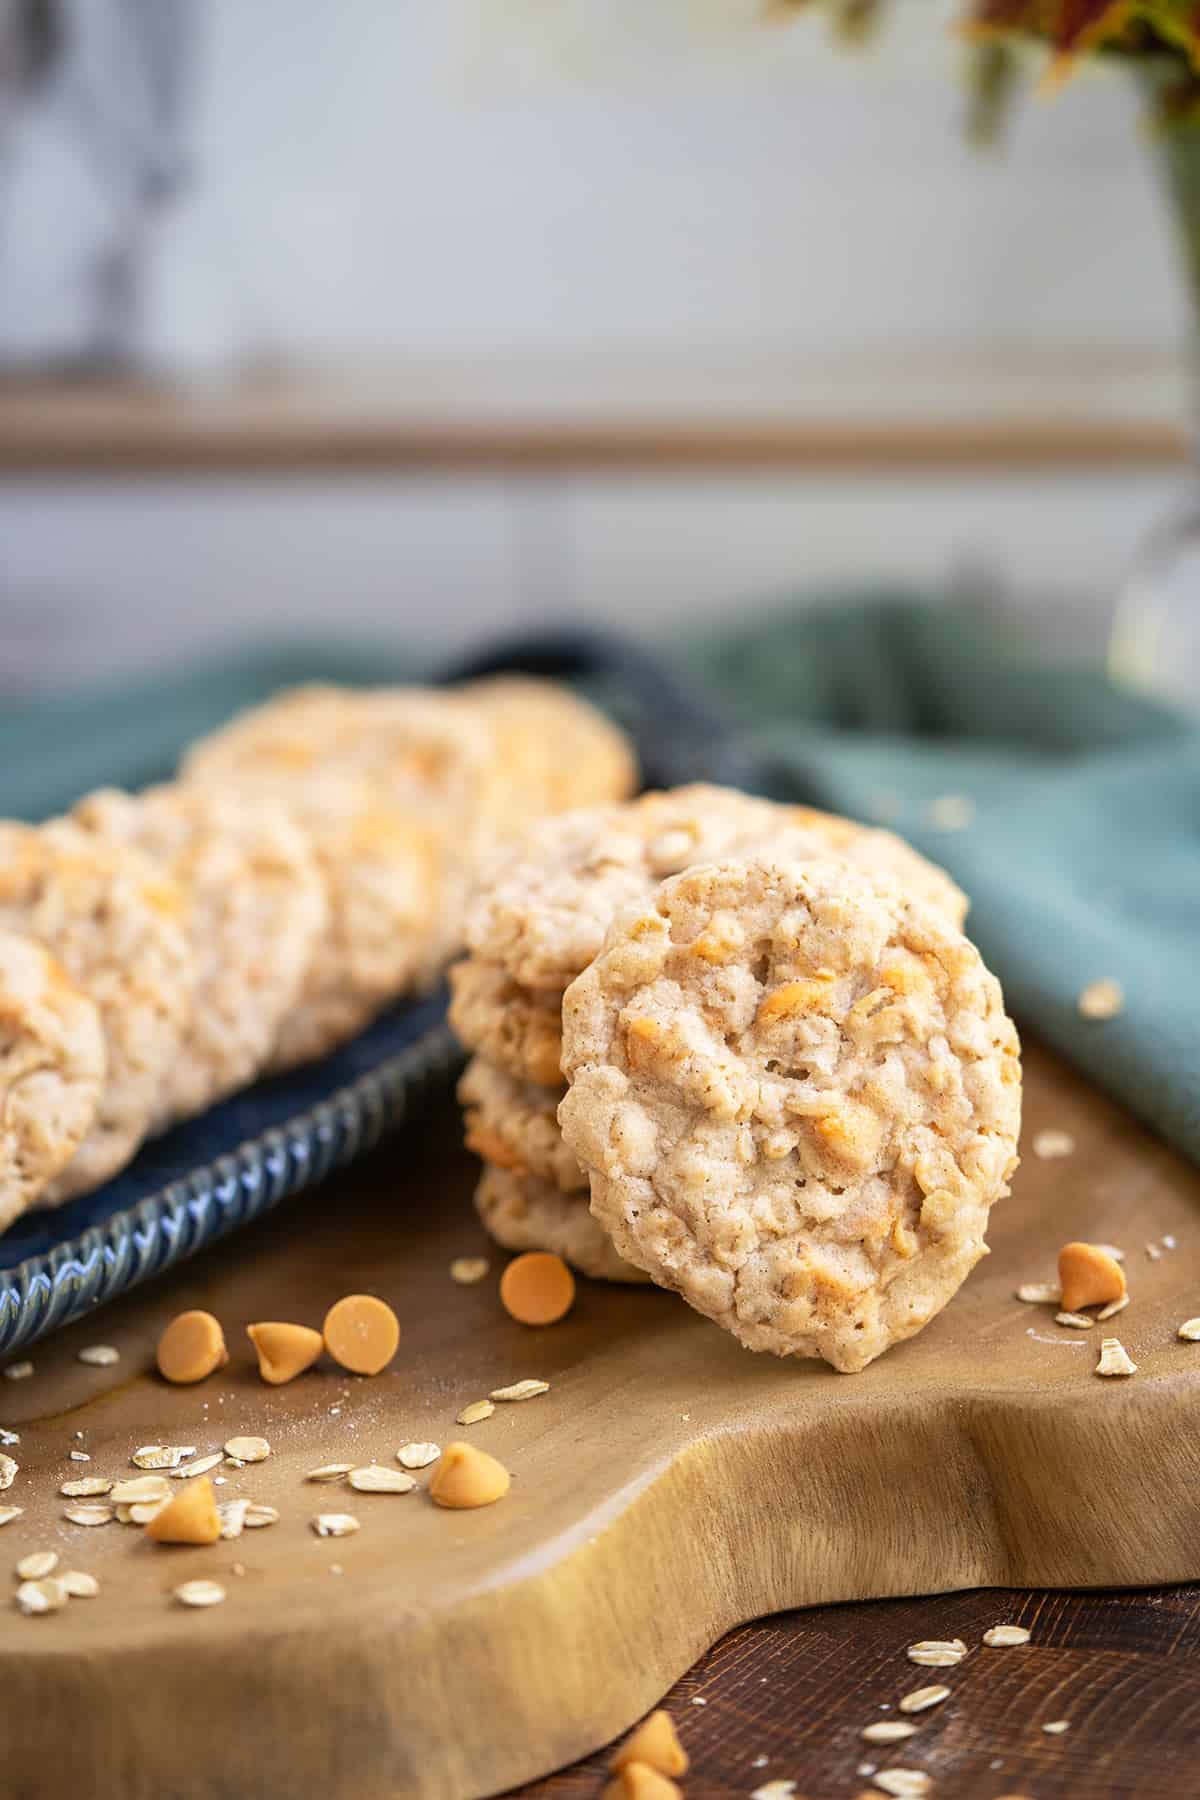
[1096,1337,1137,1377]
[862,1721,919,1743]
[349,1465,417,1494]
[457,1400,495,1426]
[15,1550,58,1580]
[489,1379,550,1402]
[397,1443,440,1470]
[0,1428,17,1446]
[68,1450,90,1462]
[16,1577,66,1615]
[1016,1282,1060,1305]
[306,1463,355,1483]
[1178,1318,1200,1342]
[171,1452,224,1479]
[1163,1234,1178,1250]
[313,1513,359,1538]
[928,793,975,832]
[63,1504,114,1527]
[1096,1244,1125,1263]
[218,1500,248,1540]
[450,1257,489,1284]
[1146,1242,1162,1262]
[111,1476,171,1505]
[1055,1312,1094,1330]
[1098,1294,1129,1322]
[2,1362,33,1381]
[1042,1719,1071,1735]
[77,1345,119,1366]
[60,1477,111,1498]
[871,1773,931,1797]
[133,1444,196,1470]
[0,1453,17,1490]
[223,1436,270,1463]
[1032,1129,1075,1160]
[1078,978,1123,1020]
[244,1503,280,1528]
[907,1638,966,1667]
[59,1570,98,1598]
[0,1507,22,1527]
[175,1580,225,1608]
[231,1562,246,1578]
[899,1686,950,1715]
[127,1499,169,1524]
[690,1696,707,1705]
[983,1624,1031,1647]
[751,1783,796,1800]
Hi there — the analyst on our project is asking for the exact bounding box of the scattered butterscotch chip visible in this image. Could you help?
[1041,1719,1071,1735]
[60,1477,111,1498]
[0,1507,23,1527]
[1032,1128,1075,1160]
[306,1464,355,1483]
[450,1257,490,1285]
[611,1709,689,1777]
[500,1251,575,1326]
[59,1569,98,1598]
[872,1775,931,1798]
[1015,1282,1060,1305]
[906,1638,966,1668]
[457,1399,495,1426]
[1058,1242,1125,1314]
[323,1294,400,1376]
[429,1441,510,1509]
[223,1436,270,1464]
[146,1476,221,1545]
[983,1624,1031,1647]
[247,1321,324,1385]
[77,1344,119,1367]
[348,1466,416,1494]
[490,1379,550,1402]
[132,1444,197,1470]
[63,1504,113,1527]
[397,1442,440,1470]
[1078,978,1123,1020]
[861,1721,919,1743]
[170,1452,224,1480]
[1097,1294,1129,1322]
[111,1476,172,1505]
[2,1362,33,1381]
[16,1577,67,1615]
[898,1685,950,1715]
[0,1453,17,1489]
[1096,1337,1137,1377]
[15,1550,58,1580]
[601,1762,683,1800]
[1178,1318,1200,1342]
[156,1311,228,1385]
[312,1513,360,1538]
[1054,1311,1094,1330]
[174,1579,225,1608]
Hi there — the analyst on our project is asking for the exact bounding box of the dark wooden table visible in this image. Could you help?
[517,1584,1200,1797]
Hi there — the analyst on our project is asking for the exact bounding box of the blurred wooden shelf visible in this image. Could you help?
[0,347,1190,474]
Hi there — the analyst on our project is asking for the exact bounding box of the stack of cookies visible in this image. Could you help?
[0,676,636,1236]
[450,784,981,1302]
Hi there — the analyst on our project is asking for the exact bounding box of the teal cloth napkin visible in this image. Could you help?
[690,597,1200,1168]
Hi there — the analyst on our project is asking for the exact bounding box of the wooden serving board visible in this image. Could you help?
[3,1041,1200,1800]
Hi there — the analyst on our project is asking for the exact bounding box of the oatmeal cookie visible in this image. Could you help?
[458,1056,586,1193]
[72,785,327,1120]
[460,676,637,823]
[0,821,195,1202]
[559,856,1020,1372]
[475,1163,648,1284]
[466,785,966,996]
[447,957,565,1087]
[0,931,107,1231]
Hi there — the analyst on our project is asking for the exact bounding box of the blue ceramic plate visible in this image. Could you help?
[0,631,745,1355]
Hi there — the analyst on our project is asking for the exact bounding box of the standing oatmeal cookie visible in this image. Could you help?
[465,785,966,997]
[475,1164,649,1285]
[459,676,637,824]
[559,857,1020,1372]
[0,931,107,1231]
[0,821,195,1202]
[71,785,327,1121]
[458,1056,586,1194]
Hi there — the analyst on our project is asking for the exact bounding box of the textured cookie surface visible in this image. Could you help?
[458,1056,586,1194]
[475,1163,649,1285]
[559,857,1020,1371]
[466,785,966,995]
[460,676,637,823]
[0,822,195,1202]
[72,785,327,1120]
[0,931,107,1231]
[448,958,565,1088]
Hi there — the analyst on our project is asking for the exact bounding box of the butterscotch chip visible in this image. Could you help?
[611,1709,689,1776]
[145,1476,221,1545]
[499,1252,576,1326]
[602,1765,683,1800]
[1058,1242,1125,1314]
[323,1294,400,1375]
[247,1321,324,1385]
[156,1311,228,1385]
[429,1441,510,1509]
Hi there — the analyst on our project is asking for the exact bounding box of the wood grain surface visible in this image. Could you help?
[1,1039,1198,1800]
